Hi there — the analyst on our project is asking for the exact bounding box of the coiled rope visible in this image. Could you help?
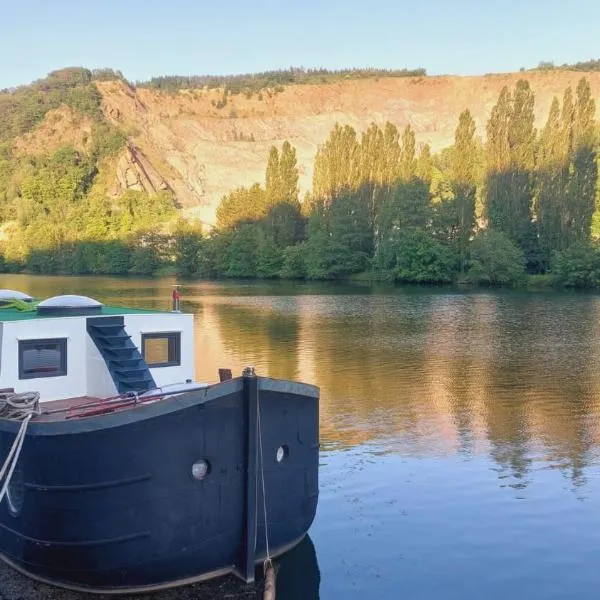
[0,391,40,505]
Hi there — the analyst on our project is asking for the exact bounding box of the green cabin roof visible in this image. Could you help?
[0,302,169,322]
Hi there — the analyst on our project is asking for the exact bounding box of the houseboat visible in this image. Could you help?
[0,289,319,594]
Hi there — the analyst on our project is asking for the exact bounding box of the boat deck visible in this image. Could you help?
[34,394,161,422]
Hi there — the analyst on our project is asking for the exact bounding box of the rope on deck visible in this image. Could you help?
[0,391,40,505]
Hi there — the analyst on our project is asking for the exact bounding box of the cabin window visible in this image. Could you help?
[19,338,67,379]
[141,332,181,368]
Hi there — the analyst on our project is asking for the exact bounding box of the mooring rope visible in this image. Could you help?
[0,391,40,504]
[256,388,276,600]
[256,391,271,564]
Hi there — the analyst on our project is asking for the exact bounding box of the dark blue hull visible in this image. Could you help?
[0,376,319,593]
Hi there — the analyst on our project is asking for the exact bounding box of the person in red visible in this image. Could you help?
[172,286,181,312]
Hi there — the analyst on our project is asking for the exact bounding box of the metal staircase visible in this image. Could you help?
[86,316,155,394]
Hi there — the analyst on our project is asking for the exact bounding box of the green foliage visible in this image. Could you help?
[484,80,536,256]
[226,224,259,278]
[173,219,204,277]
[450,109,478,271]
[534,59,600,72]
[90,123,127,160]
[280,243,307,279]
[551,242,600,288]
[392,229,457,283]
[0,68,103,143]
[256,230,284,278]
[535,79,597,271]
[313,124,362,199]
[217,183,268,229]
[467,230,526,286]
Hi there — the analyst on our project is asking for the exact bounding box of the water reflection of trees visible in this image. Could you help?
[190,288,600,495]
[206,290,600,490]
[211,300,300,381]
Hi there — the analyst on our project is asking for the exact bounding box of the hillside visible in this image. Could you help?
[93,70,600,225]
[5,68,599,229]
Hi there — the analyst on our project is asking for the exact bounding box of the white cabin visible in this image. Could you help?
[0,292,195,403]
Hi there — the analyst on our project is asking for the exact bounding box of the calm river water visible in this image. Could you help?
[1,274,600,600]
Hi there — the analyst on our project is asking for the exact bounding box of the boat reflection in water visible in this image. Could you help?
[275,534,321,600]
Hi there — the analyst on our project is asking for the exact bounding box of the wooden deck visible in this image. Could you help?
[35,395,154,422]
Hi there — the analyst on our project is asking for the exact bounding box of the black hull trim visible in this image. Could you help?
[0,375,319,592]
[0,534,306,596]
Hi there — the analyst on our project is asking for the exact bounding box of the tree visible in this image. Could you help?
[399,125,416,181]
[278,141,300,204]
[451,109,478,272]
[467,230,526,286]
[265,146,281,206]
[416,143,433,182]
[173,218,204,277]
[360,123,385,185]
[535,96,566,269]
[392,229,457,283]
[226,223,259,277]
[216,183,268,229]
[568,78,597,244]
[312,124,362,199]
[280,243,307,279]
[485,81,537,264]
[552,242,600,288]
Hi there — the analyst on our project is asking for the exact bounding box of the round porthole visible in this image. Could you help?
[192,460,210,481]
[276,446,289,463]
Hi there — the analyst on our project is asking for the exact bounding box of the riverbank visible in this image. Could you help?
[0,268,565,292]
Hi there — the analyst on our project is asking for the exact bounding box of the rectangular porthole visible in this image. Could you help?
[19,338,67,379]
[141,332,181,368]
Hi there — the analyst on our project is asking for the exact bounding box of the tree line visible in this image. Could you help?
[138,67,427,95]
[535,59,600,72]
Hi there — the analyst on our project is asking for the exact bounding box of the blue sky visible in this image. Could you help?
[1,0,599,88]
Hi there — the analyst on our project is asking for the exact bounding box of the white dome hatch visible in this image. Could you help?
[0,289,33,303]
[37,295,103,316]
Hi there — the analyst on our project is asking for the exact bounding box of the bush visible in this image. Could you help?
[280,243,307,279]
[467,230,526,286]
[392,230,457,283]
[551,242,600,288]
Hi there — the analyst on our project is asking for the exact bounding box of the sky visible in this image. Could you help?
[1,0,599,89]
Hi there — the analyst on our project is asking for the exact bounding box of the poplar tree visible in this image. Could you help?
[536,97,561,267]
[399,125,416,181]
[312,124,361,199]
[382,122,401,184]
[485,81,537,260]
[569,78,597,244]
[263,141,302,248]
[452,109,478,271]
[360,123,385,185]
[265,146,280,206]
[416,143,433,183]
[278,141,299,204]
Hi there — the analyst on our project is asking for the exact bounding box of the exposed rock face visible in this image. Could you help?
[95,73,600,226]
[114,142,171,196]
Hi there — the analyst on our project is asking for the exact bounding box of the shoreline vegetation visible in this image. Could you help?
[1,66,600,289]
